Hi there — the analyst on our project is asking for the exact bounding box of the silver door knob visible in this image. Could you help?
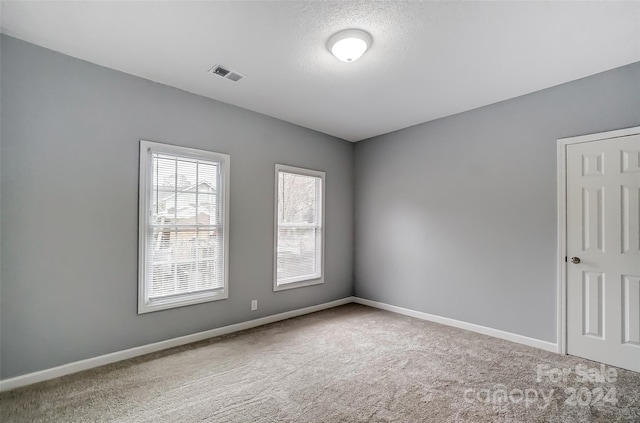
[571,257,581,264]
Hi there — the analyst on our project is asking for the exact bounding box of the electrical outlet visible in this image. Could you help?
[251,300,258,311]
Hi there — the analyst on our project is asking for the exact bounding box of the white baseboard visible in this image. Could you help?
[352,297,558,353]
[1,296,559,392]
[0,297,354,392]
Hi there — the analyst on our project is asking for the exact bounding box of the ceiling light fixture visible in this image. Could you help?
[327,29,372,63]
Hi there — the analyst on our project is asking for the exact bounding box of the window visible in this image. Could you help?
[274,164,325,291]
[138,140,230,313]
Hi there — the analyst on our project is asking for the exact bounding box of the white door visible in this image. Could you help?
[566,132,640,372]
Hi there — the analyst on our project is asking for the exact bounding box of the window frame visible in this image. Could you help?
[138,140,230,314]
[273,164,325,292]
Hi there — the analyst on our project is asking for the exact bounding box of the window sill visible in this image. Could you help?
[273,277,324,292]
[138,290,228,314]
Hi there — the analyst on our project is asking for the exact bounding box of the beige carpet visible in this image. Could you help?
[1,304,639,422]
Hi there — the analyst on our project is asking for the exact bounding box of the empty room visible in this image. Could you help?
[1,1,639,422]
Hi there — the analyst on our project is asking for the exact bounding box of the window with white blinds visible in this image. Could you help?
[274,164,325,291]
[138,141,229,313]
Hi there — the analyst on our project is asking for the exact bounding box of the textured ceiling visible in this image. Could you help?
[1,1,639,142]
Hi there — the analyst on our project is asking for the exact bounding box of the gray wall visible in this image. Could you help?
[354,62,640,343]
[2,32,639,380]
[0,35,354,379]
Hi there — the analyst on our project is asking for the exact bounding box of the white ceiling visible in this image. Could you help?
[1,1,639,142]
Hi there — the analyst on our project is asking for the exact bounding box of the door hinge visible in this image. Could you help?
[565,256,568,263]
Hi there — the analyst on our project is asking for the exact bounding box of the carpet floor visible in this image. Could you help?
[1,304,639,422]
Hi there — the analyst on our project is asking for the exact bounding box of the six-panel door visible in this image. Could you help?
[566,134,640,372]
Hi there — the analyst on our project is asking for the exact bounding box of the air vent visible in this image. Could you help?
[208,64,246,82]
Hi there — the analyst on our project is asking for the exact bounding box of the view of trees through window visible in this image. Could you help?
[276,170,322,284]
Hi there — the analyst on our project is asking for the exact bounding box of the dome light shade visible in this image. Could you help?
[327,29,372,62]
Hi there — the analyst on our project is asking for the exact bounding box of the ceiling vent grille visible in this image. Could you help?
[208,64,246,82]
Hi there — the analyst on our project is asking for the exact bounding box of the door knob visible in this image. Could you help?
[571,257,581,264]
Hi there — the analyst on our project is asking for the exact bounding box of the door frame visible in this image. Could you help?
[556,125,640,355]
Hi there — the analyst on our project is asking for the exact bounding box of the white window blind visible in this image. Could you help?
[139,141,229,313]
[274,164,325,291]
